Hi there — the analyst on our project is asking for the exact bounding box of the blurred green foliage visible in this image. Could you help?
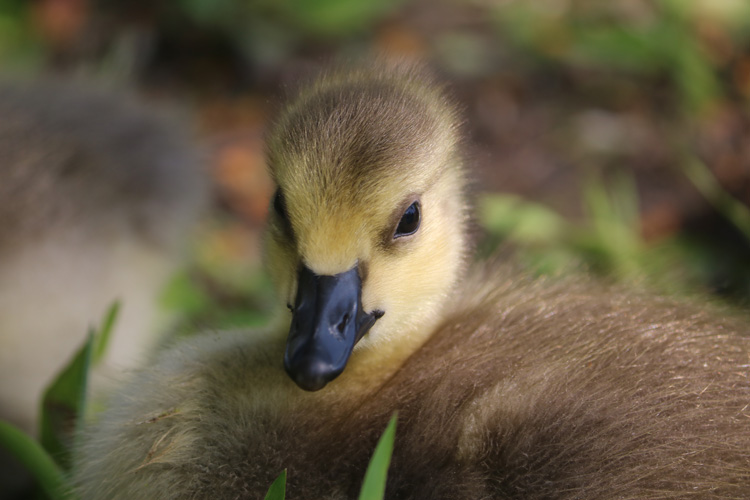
[491,0,747,112]
[161,266,274,332]
[0,1,42,69]
[0,304,117,500]
[480,0,750,301]
[260,0,404,38]
[479,177,647,280]
[175,0,404,37]
[0,0,406,74]
[480,172,750,301]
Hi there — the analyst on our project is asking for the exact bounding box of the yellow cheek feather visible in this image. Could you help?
[361,169,467,349]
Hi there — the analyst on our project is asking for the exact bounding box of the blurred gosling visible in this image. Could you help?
[0,78,207,434]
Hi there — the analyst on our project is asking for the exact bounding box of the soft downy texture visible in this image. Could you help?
[73,64,750,499]
[0,77,208,434]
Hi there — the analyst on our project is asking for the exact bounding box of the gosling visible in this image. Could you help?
[73,66,750,500]
[0,78,207,434]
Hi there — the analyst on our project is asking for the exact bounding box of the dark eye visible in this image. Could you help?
[394,201,420,238]
[273,189,288,221]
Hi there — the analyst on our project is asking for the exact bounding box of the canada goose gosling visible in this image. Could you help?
[263,68,468,391]
[72,66,750,500]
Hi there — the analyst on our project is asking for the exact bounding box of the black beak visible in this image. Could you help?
[284,265,383,391]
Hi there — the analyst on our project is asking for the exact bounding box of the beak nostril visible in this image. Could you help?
[337,313,350,337]
[284,265,383,390]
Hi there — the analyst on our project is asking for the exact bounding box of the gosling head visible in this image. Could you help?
[263,66,468,391]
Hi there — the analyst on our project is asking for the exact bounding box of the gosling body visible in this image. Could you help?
[0,78,207,433]
[73,66,750,499]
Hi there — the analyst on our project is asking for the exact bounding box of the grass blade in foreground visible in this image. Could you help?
[264,469,287,500]
[40,302,119,470]
[358,413,398,500]
[683,154,750,242]
[0,420,70,499]
[91,302,119,364]
[39,332,93,470]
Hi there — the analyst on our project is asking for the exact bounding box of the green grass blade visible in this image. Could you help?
[358,413,398,500]
[0,420,71,499]
[39,302,118,470]
[92,302,120,364]
[683,154,750,242]
[263,469,287,500]
[39,332,94,471]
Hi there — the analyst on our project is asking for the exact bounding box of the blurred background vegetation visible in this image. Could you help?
[2,0,750,332]
[2,0,750,497]
[1,0,749,330]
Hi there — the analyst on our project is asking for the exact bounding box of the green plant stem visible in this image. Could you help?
[0,420,70,499]
[683,155,750,242]
[358,413,398,500]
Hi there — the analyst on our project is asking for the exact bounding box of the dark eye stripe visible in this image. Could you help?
[394,201,420,238]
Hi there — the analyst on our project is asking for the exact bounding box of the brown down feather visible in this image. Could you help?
[73,64,750,500]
